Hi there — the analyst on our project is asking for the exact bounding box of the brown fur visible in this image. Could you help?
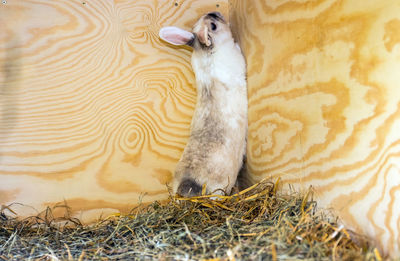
[160,12,248,197]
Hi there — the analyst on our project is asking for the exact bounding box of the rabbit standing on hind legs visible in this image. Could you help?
[159,12,247,197]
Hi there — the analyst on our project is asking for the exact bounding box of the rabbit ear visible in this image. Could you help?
[159,26,194,46]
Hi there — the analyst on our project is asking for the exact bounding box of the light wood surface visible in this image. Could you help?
[230,0,400,257]
[0,0,228,222]
[2,0,400,257]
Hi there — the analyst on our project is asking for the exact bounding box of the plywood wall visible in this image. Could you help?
[230,0,400,257]
[2,0,400,257]
[0,0,228,222]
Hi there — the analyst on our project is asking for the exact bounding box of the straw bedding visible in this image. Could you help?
[0,179,382,260]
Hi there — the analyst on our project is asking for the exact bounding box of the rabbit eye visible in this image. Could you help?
[211,22,217,31]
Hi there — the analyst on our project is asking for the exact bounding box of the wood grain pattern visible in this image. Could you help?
[230,0,400,257]
[0,0,228,222]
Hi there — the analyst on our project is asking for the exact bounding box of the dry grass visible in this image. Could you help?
[0,179,382,260]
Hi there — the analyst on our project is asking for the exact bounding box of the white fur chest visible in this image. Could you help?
[191,42,246,89]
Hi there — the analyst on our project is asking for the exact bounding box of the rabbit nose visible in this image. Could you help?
[177,178,202,197]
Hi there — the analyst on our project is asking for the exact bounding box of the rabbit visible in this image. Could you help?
[159,12,247,197]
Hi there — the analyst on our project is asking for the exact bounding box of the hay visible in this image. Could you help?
[0,179,381,260]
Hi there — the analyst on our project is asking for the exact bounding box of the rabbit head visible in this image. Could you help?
[159,12,231,49]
